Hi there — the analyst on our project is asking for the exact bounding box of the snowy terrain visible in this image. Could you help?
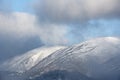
[0,46,65,73]
[0,37,120,80]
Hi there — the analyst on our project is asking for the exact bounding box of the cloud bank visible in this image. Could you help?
[0,12,69,62]
[0,0,120,62]
[33,0,120,42]
[34,0,120,24]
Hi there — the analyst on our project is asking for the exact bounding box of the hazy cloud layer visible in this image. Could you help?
[34,0,120,24]
[0,12,68,45]
[0,12,68,62]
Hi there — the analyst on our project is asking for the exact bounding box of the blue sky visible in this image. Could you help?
[11,0,33,13]
[1,0,33,13]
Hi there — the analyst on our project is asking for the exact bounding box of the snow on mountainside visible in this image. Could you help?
[1,37,120,80]
[26,37,120,80]
[0,46,65,73]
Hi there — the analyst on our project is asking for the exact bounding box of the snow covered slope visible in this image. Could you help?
[26,37,120,80]
[0,46,65,73]
[1,37,120,80]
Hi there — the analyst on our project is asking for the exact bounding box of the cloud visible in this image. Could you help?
[0,12,41,62]
[36,23,68,45]
[33,0,120,44]
[0,12,38,38]
[0,12,68,45]
[34,0,120,24]
[0,12,69,62]
[0,0,120,62]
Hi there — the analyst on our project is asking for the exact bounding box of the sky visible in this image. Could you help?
[0,0,120,62]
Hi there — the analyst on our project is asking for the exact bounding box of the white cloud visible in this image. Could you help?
[0,12,38,38]
[0,12,68,45]
[37,23,68,45]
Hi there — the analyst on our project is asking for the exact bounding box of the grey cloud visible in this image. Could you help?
[34,0,120,24]
[33,0,120,45]
[0,12,68,62]
[0,12,43,62]
[0,35,43,62]
[0,12,68,45]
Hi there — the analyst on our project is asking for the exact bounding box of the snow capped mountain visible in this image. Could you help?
[1,37,120,80]
[26,37,120,80]
[0,46,65,73]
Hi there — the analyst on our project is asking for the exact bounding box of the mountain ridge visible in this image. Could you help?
[1,37,120,80]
